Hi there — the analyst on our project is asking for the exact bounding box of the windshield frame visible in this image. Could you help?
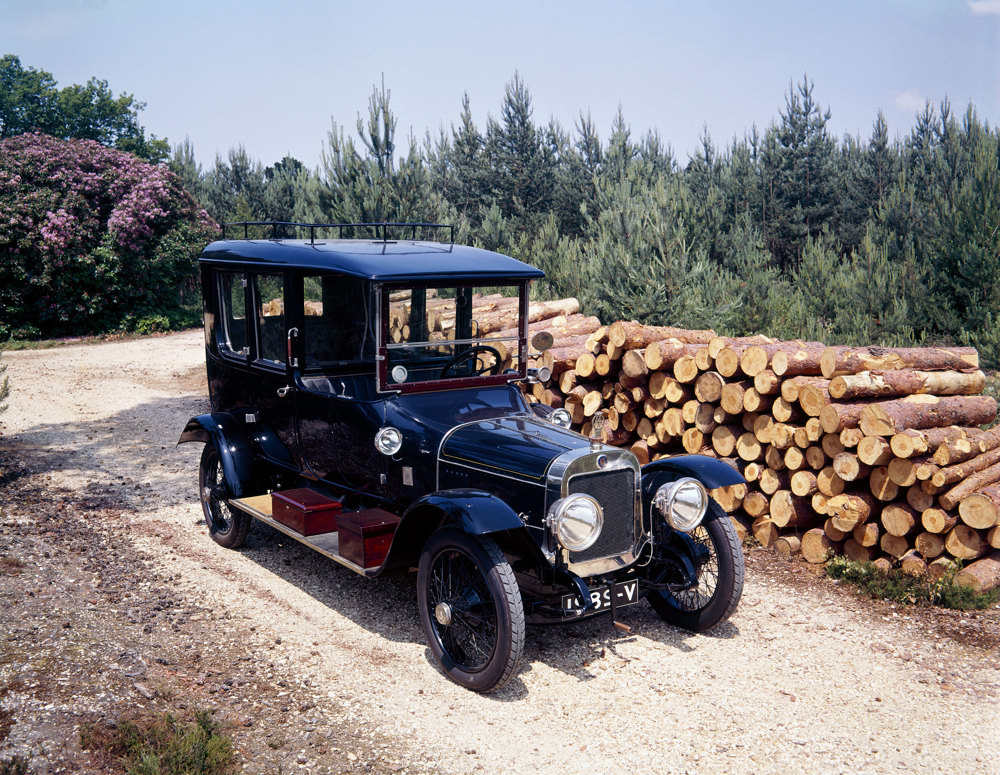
[375,280,530,394]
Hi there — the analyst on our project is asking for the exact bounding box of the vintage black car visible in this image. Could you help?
[179,222,745,691]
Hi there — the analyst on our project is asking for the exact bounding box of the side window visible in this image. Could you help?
[255,274,286,365]
[302,274,371,367]
[217,271,247,357]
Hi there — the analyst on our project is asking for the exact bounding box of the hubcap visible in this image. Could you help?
[435,602,453,626]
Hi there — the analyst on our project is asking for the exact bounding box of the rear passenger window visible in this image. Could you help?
[255,274,285,365]
[302,274,372,366]
[217,271,247,357]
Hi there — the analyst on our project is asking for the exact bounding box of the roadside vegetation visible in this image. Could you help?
[826,556,1000,611]
[79,710,234,775]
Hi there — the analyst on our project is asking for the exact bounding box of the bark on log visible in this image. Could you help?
[890,426,972,459]
[820,402,872,434]
[820,345,979,379]
[644,341,708,372]
[708,334,776,360]
[608,321,715,349]
[932,446,1000,489]
[801,528,842,563]
[939,459,1000,511]
[858,395,997,437]
[957,481,1000,530]
[944,524,986,560]
[952,551,1000,593]
[828,369,986,401]
[936,426,1000,466]
[771,344,826,377]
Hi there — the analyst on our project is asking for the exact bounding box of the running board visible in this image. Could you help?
[228,494,380,577]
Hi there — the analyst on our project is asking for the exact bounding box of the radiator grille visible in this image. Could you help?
[567,469,637,564]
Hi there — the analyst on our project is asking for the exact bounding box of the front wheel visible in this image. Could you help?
[417,528,525,692]
[198,444,251,549]
[647,501,744,631]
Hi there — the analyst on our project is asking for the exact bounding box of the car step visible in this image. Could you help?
[228,493,394,577]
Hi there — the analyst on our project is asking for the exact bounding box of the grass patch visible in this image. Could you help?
[0,755,30,775]
[826,556,1000,611]
[80,710,233,775]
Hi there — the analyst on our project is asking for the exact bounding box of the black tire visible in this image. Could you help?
[198,444,251,549]
[647,501,744,631]
[417,528,525,692]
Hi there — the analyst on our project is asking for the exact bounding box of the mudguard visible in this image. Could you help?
[641,455,746,515]
[402,489,526,535]
[380,489,534,572]
[177,413,256,499]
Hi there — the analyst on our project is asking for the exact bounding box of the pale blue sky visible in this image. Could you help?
[3,0,998,171]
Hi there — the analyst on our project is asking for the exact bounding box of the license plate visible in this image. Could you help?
[561,579,640,613]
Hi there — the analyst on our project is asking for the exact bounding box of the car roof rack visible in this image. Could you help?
[221,221,454,245]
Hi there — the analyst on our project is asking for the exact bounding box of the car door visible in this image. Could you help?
[243,271,301,470]
[291,272,387,493]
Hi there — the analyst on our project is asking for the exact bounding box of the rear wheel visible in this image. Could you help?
[647,501,743,631]
[198,444,250,549]
[417,528,524,692]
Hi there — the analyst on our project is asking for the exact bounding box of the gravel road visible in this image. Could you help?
[1,330,998,775]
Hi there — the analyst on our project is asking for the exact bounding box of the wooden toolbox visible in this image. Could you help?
[271,489,342,536]
[337,509,400,568]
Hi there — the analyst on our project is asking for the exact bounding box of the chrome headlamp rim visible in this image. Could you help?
[546,493,604,552]
[550,407,573,428]
[374,426,403,456]
[653,477,708,532]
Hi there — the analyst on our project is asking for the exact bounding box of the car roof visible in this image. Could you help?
[199,238,546,283]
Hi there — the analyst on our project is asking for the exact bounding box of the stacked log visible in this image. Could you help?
[526,322,1000,591]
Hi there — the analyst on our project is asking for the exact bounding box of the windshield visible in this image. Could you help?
[382,284,525,390]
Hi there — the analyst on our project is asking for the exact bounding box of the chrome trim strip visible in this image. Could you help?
[439,457,547,487]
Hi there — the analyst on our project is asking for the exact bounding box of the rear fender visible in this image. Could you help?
[382,489,541,571]
[641,455,746,516]
[178,413,256,499]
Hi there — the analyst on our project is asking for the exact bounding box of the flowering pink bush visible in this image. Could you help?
[0,133,217,338]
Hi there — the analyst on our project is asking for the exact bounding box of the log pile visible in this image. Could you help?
[526,319,1000,592]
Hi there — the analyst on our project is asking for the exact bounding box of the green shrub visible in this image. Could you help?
[80,710,233,775]
[826,556,1000,611]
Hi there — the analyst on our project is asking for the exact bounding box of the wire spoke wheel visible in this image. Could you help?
[669,525,721,612]
[198,445,250,548]
[417,528,524,692]
[647,501,744,632]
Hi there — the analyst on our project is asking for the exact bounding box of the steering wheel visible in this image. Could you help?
[439,345,503,378]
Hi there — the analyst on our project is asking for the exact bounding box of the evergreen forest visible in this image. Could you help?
[170,74,1000,366]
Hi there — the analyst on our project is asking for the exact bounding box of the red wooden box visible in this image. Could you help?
[337,509,400,568]
[271,489,342,536]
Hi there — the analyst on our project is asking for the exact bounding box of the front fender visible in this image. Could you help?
[380,489,533,572]
[178,413,256,499]
[641,455,745,516]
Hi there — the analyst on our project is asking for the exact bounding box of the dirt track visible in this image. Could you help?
[1,330,998,775]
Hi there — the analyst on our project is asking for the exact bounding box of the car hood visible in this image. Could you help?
[439,415,591,485]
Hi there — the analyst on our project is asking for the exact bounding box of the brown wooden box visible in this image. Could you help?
[337,509,400,568]
[271,489,342,536]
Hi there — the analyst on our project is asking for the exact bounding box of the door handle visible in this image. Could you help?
[277,385,293,397]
